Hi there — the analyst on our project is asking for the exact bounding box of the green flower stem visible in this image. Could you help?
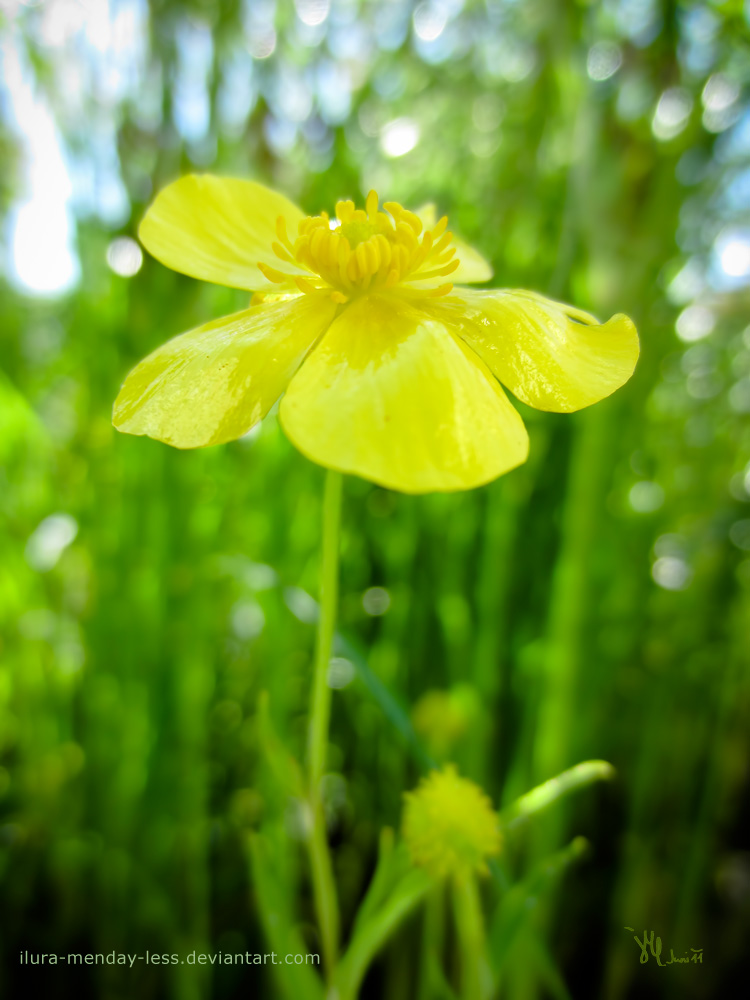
[307,468,343,978]
[453,875,493,1000]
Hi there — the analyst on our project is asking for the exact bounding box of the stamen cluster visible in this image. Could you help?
[258,191,459,302]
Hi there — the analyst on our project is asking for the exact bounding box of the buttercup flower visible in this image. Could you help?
[402,765,501,880]
[113,175,639,493]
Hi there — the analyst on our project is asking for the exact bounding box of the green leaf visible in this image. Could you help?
[500,760,615,830]
[529,933,575,1000]
[255,691,305,799]
[488,836,590,974]
[350,827,402,936]
[335,865,433,1000]
[247,832,326,1000]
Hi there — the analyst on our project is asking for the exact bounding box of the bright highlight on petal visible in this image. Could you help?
[432,289,639,413]
[138,174,308,291]
[280,294,529,494]
[113,294,336,448]
[402,765,502,880]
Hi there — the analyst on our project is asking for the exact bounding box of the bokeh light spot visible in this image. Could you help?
[106,237,143,277]
[652,88,693,141]
[362,587,391,616]
[652,556,692,591]
[586,42,622,82]
[676,304,714,342]
[380,117,419,157]
[25,514,78,572]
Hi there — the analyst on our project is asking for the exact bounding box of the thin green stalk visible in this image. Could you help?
[453,875,493,1000]
[418,884,447,1000]
[306,468,343,979]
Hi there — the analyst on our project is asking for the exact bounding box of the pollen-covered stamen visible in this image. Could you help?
[262,191,459,300]
[428,283,455,298]
[431,215,448,240]
[402,258,461,282]
[258,262,295,284]
[275,216,295,255]
[271,241,295,264]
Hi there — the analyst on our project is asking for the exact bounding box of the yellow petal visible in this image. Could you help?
[280,294,529,493]
[429,289,639,413]
[139,174,309,291]
[414,202,493,284]
[113,295,337,448]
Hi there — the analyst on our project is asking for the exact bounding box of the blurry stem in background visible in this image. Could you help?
[307,468,343,978]
[673,600,747,943]
[468,482,521,789]
[531,360,617,804]
[453,875,493,1000]
[418,885,447,1000]
[531,84,602,815]
[308,469,343,793]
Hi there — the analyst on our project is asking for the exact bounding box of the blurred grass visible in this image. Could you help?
[1,1,750,998]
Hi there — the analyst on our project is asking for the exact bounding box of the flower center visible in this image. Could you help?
[258,191,459,303]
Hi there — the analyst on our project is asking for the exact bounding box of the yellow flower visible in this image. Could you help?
[113,174,639,494]
[402,765,501,880]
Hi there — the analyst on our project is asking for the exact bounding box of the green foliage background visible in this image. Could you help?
[1,1,749,998]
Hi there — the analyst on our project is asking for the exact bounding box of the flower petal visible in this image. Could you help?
[414,203,493,284]
[139,174,309,291]
[113,295,337,448]
[279,294,529,493]
[430,289,639,412]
